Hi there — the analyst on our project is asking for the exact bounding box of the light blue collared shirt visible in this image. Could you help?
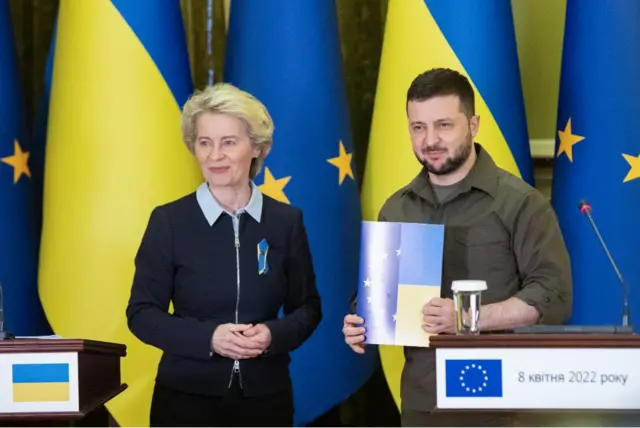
[196,181,263,235]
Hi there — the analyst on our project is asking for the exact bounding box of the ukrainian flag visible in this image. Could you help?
[361,0,532,409]
[38,1,199,425]
[551,1,640,327]
[225,0,377,424]
[0,0,49,336]
[12,363,70,402]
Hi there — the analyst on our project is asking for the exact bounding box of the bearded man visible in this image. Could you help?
[342,68,573,427]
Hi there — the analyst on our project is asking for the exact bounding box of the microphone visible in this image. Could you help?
[578,199,631,329]
[513,200,634,335]
[0,282,15,340]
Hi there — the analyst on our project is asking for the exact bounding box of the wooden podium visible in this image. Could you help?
[0,338,126,426]
[430,333,640,426]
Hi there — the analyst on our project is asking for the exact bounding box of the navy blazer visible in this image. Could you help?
[126,183,322,397]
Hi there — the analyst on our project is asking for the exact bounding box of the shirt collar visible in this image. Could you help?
[196,181,263,226]
[459,143,499,198]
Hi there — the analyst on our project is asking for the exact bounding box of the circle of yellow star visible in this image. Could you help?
[1,139,31,184]
[259,167,291,204]
[327,140,354,185]
[622,153,640,183]
[557,118,585,162]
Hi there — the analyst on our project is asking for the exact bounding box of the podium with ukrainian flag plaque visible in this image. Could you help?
[431,334,640,426]
[0,338,126,424]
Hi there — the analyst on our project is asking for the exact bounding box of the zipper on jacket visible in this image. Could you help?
[228,228,242,388]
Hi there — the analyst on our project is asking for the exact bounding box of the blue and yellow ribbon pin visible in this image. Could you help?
[257,239,269,275]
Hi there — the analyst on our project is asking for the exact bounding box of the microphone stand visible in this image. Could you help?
[579,201,631,330]
[578,200,633,332]
[513,201,633,335]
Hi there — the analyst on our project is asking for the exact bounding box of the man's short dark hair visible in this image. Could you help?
[406,68,475,116]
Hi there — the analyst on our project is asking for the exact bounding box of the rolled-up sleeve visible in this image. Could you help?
[512,191,573,324]
[126,207,220,361]
[264,210,322,355]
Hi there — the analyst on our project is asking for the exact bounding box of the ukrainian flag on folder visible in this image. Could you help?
[38,1,197,425]
[361,0,532,409]
[551,1,640,327]
[225,0,377,424]
[12,363,70,402]
[357,221,444,347]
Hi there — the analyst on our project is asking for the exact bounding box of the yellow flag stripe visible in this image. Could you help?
[13,382,70,402]
[38,1,200,426]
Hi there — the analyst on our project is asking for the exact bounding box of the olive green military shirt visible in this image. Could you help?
[377,143,572,413]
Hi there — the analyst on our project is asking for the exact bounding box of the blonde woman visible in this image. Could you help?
[126,83,322,427]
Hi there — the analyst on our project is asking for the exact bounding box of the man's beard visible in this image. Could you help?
[417,136,473,176]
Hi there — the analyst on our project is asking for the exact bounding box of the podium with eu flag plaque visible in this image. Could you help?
[0,338,126,425]
[431,333,640,426]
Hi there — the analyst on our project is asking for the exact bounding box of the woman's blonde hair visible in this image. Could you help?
[181,83,274,179]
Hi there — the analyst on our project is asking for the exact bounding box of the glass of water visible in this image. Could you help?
[451,280,487,335]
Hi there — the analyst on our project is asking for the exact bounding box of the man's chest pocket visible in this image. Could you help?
[451,225,513,276]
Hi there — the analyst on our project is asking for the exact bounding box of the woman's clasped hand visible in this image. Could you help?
[211,323,272,359]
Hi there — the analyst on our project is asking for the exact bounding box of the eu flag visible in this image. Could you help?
[445,359,503,397]
[357,221,444,347]
[224,0,377,424]
[551,1,640,327]
[0,0,49,335]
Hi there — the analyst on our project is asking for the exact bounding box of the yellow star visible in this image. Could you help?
[259,167,291,204]
[557,118,585,162]
[327,140,354,184]
[622,153,640,183]
[1,139,31,184]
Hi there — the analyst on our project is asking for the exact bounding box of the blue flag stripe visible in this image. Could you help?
[12,363,70,383]
[110,0,192,108]
[424,0,533,185]
[398,223,444,285]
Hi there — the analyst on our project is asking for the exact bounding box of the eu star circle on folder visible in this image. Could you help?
[257,239,269,275]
